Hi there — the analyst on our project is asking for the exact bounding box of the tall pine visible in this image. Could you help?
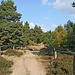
[0,0,22,45]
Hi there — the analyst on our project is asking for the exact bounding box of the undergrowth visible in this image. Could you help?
[47,54,73,75]
[39,46,53,56]
[0,56,13,75]
[3,49,23,57]
[39,47,73,75]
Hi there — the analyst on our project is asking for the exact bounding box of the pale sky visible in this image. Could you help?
[0,0,75,32]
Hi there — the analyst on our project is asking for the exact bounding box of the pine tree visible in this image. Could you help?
[0,0,22,45]
[64,20,75,48]
[33,25,43,43]
[21,21,30,45]
[0,0,22,22]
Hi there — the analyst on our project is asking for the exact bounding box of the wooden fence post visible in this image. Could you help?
[73,55,75,75]
[21,46,22,50]
[0,47,1,56]
[54,48,57,59]
[13,45,15,50]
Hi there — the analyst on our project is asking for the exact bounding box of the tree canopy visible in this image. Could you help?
[0,0,75,51]
[0,0,22,22]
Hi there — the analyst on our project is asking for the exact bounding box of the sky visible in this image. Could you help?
[1,0,75,32]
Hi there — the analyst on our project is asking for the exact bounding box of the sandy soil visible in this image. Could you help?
[27,43,45,50]
[2,50,46,75]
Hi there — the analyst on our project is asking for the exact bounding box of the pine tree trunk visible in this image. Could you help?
[13,45,15,50]
[54,51,57,59]
[21,46,22,49]
[54,48,57,59]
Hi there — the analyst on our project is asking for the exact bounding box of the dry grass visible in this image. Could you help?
[39,46,73,75]
[2,49,23,57]
[0,56,13,75]
[47,54,73,75]
[27,43,45,50]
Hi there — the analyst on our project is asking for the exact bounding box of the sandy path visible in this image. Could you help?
[10,50,46,75]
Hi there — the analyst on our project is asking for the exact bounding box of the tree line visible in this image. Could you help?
[0,0,75,49]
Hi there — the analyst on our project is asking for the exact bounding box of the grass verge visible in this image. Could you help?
[0,56,13,75]
[3,49,23,57]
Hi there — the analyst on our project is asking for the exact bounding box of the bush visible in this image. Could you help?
[28,40,35,45]
[47,54,73,75]
[39,46,73,75]
[39,46,53,56]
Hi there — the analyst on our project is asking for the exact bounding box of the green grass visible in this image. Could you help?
[3,49,23,57]
[0,56,13,75]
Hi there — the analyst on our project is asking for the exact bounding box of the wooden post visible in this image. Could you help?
[13,45,15,50]
[54,48,57,59]
[73,55,75,75]
[21,46,22,50]
[0,47,1,56]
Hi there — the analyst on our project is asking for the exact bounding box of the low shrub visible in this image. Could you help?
[47,54,73,75]
[28,40,35,45]
[0,56,13,75]
[39,46,73,75]
[39,46,53,56]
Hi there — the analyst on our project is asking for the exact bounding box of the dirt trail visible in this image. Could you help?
[9,50,46,75]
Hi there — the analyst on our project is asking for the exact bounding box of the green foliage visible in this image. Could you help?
[33,25,43,43]
[0,0,22,46]
[0,0,22,22]
[0,21,23,45]
[50,20,75,49]
[52,25,67,47]
[0,1,74,75]
[0,56,13,75]
[64,20,75,48]
[43,30,52,45]
[39,45,53,56]
[3,49,23,57]
[0,0,74,51]
[20,21,30,45]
